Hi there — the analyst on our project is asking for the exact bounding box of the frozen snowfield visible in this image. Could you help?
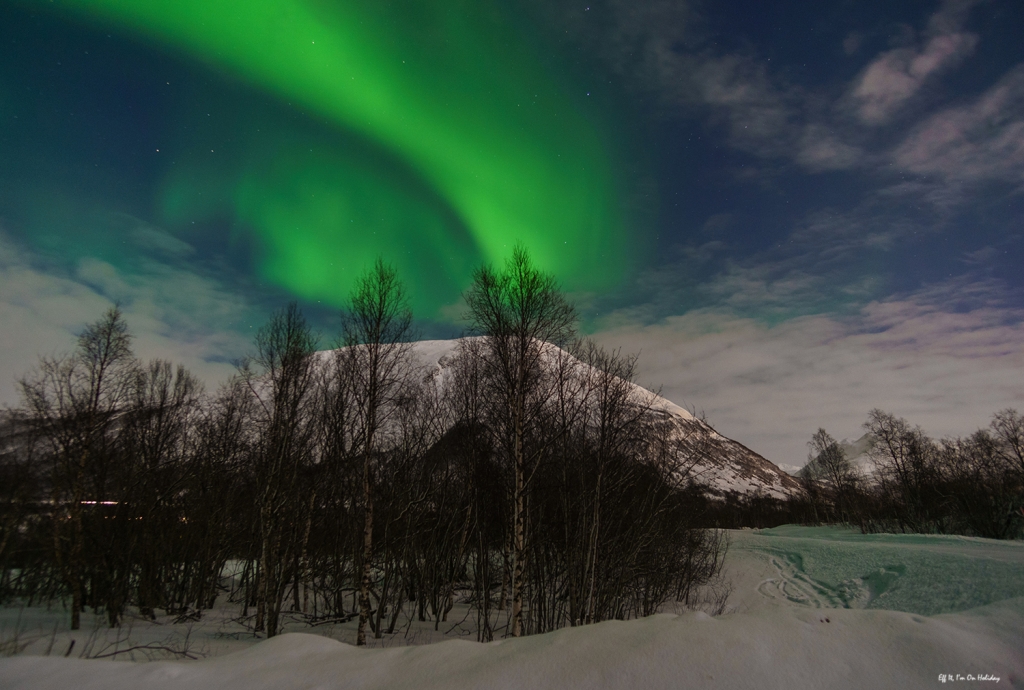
[2,526,1022,689]
[727,526,1024,616]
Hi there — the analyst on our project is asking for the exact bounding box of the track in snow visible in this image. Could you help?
[757,550,905,609]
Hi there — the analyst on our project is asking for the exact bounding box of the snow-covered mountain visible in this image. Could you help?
[777,434,876,481]
[839,433,877,478]
[407,339,803,500]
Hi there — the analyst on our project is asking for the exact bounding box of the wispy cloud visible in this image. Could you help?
[605,197,930,329]
[847,0,982,125]
[795,125,864,172]
[0,229,253,406]
[536,0,807,159]
[595,278,1024,466]
[893,65,1024,188]
[687,54,798,157]
[554,0,1019,198]
[851,34,977,125]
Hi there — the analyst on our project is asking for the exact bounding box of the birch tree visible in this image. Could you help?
[464,245,576,637]
[341,258,415,646]
[243,303,319,637]
[18,306,136,629]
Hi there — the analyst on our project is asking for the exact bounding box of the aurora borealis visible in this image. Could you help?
[2,0,1023,465]
[5,0,636,312]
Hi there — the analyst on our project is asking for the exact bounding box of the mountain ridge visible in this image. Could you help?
[401,338,802,500]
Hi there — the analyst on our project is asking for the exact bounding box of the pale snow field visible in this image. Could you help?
[1,526,1022,689]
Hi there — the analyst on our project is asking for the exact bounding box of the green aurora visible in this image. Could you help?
[24,0,641,314]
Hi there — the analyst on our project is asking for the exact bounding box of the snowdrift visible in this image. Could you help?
[1,601,1019,690]
[2,526,1021,690]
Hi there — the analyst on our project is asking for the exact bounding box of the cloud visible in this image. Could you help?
[534,0,1022,213]
[564,0,1016,195]
[687,54,797,157]
[534,0,810,160]
[606,32,867,172]
[594,279,1024,467]
[700,263,824,314]
[893,65,1024,188]
[0,236,111,402]
[570,3,875,174]
[614,194,930,324]
[795,125,864,171]
[526,0,1024,469]
[127,218,197,259]
[0,230,253,407]
[851,32,978,125]
[849,0,982,125]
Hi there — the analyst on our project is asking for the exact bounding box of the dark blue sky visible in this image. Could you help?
[2,0,1022,464]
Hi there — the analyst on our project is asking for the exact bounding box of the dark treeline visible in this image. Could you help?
[646,409,1024,539]
[791,409,1024,539]
[0,248,727,642]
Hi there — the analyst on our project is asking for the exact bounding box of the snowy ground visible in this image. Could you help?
[727,526,1024,616]
[2,526,1022,689]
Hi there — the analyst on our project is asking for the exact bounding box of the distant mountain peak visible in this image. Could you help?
[403,338,802,500]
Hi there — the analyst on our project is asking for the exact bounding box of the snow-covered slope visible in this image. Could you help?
[404,339,802,500]
[3,526,1021,690]
[839,433,877,478]
[3,603,1019,690]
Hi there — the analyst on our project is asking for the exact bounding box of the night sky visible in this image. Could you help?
[2,0,1022,467]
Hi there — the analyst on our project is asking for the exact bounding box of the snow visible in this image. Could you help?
[404,338,464,374]
[1,601,1019,689]
[402,338,697,422]
[726,526,1024,616]
[839,433,877,478]
[403,335,794,497]
[2,526,1021,689]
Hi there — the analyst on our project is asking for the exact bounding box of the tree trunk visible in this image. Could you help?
[511,423,525,637]
[357,450,374,646]
[68,460,85,632]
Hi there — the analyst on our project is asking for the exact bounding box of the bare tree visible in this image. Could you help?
[464,245,576,637]
[562,342,659,626]
[441,338,504,641]
[180,377,252,615]
[18,306,136,629]
[864,409,939,531]
[991,409,1024,479]
[939,430,1020,539]
[814,408,1024,539]
[340,258,415,646]
[802,428,859,522]
[0,409,42,601]
[118,360,204,621]
[242,303,320,637]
